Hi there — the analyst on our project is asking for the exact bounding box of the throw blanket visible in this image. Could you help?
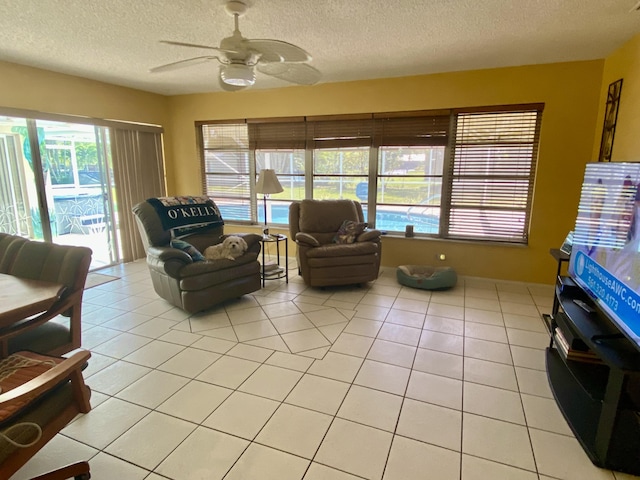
[147,196,224,236]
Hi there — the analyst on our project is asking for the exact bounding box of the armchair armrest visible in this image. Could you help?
[357,229,382,242]
[295,232,321,247]
[147,246,193,278]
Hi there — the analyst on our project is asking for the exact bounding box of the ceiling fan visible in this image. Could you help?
[150,0,321,91]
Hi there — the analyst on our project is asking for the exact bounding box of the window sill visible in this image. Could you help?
[380,233,528,248]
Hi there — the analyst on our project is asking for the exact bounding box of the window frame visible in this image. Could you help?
[197,104,543,244]
[444,105,543,243]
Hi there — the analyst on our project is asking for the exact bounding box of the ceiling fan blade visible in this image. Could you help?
[246,39,311,63]
[160,40,237,55]
[257,63,321,85]
[150,56,218,73]
[218,68,250,92]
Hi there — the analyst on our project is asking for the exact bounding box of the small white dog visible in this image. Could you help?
[204,235,248,261]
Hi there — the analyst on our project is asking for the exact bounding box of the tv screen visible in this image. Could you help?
[569,162,640,345]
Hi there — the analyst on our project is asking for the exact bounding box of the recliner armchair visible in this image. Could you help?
[289,199,382,287]
[132,198,262,313]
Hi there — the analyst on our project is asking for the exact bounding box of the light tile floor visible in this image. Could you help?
[9,258,640,480]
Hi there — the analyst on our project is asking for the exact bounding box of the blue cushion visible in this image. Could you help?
[170,239,205,262]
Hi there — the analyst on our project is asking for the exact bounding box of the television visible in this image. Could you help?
[568,162,640,347]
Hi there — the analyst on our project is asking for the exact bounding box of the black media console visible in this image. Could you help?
[543,276,640,475]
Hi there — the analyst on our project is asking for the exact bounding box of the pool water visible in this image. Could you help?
[220,203,439,235]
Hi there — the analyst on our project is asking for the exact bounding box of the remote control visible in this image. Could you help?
[573,299,595,313]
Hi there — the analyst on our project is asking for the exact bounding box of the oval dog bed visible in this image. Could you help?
[396,265,457,290]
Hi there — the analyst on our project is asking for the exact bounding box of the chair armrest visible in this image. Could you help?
[148,245,193,262]
[147,246,193,278]
[357,229,382,242]
[0,350,91,408]
[295,232,321,247]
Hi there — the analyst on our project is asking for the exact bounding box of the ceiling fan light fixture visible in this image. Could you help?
[221,64,255,86]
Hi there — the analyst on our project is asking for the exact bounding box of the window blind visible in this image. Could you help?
[374,112,450,147]
[445,107,543,243]
[199,123,251,199]
[248,119,306,150]
[307,116,374,149]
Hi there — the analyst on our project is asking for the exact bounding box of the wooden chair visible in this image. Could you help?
[0,236,92,357]
[0,350,92,479]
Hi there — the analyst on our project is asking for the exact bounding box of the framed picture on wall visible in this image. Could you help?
[598,78,623,162]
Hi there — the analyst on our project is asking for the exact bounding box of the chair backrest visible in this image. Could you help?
[132,198,226,252]
[290,199,365,243]
[0,233,28,273]
[7,241,92,293]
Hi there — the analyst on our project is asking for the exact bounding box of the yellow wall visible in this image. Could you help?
[0,60,169,129]
[592,33,640,162]
[166,61,604,284]
[0,58,609,285]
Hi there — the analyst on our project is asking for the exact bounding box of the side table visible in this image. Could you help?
[260,234,288,287]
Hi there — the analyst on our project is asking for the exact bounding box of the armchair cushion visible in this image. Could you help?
[170,238,205,262]
[306,241,379,258]
[299,200,359,233]
[334,220,368,244]
[0,351,65,423]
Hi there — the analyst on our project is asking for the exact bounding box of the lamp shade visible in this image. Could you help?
[256,169,283,195]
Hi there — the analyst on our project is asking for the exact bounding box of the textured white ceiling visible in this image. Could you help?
[1,0,639,96]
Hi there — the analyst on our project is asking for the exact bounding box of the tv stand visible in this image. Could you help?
[543,279,640,475]
[591,333,626,343]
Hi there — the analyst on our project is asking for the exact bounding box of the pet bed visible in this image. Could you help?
[396,265,457,290]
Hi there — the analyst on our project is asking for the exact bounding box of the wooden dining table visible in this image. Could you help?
[0,273,66,329]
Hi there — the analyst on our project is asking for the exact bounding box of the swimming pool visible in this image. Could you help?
[219,203,439,235]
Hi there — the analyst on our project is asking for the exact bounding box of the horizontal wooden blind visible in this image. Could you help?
[374,113,450,147]
[445,108,542,243]
[200,123,251,199]
[248,121,306,149]
[307,117,374,149]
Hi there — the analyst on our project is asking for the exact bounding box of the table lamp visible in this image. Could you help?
[256,169,283,235]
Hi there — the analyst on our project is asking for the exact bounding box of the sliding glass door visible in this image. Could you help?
[0,117,42,238]
[0,115,118,269]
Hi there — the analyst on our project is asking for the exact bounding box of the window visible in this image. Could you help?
[308,117,374,213]
[200,123,251,222]
[198,104,543,244]
[374,113,450,234]
[250,120,306,224]
[445,108,542,243]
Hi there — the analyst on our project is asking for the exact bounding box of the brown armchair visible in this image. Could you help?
[132,198,262,313]
[289,199,382,287]
[0,349,92,479]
